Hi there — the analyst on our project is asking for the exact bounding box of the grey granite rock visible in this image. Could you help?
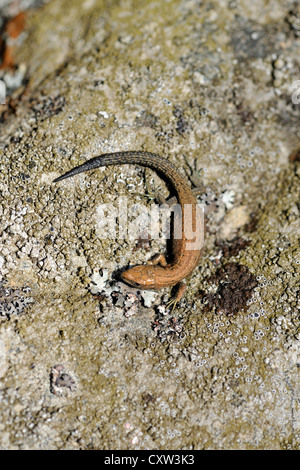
[0,0,299,450]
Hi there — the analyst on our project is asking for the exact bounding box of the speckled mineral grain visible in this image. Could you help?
[0,0,299,450]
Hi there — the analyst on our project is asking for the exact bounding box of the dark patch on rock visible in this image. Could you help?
[201,262,258,316]
[216,236,251,259]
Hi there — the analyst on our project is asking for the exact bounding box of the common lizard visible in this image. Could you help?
[54,151,204,308]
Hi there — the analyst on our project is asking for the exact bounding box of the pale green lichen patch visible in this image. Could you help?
[0,0,299,450]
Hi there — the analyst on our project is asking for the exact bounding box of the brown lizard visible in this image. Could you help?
[54,151,204,308]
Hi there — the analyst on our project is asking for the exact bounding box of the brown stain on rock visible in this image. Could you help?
[201,262,258,316]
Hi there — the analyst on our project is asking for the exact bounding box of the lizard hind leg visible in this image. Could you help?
[166,281,187,312]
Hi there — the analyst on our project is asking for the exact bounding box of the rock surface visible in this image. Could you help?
[0,0,299,449]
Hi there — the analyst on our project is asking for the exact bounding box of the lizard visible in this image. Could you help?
[53,151,205,309]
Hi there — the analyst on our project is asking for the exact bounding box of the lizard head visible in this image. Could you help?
[121,265,157,290]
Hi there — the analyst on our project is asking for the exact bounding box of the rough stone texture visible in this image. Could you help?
[0,0,299,450]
